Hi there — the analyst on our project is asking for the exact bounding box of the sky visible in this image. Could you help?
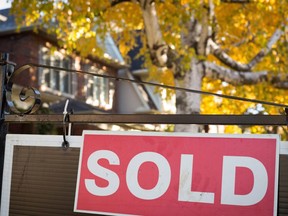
[0,0,11,9]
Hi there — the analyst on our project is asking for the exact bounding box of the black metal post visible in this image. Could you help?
[0,53,10,206]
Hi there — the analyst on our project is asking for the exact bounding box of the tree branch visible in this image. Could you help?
[109,0,170,67]
[271,76,288,89]
[197,4,209,56]
[204,61,288,89]
[110,0,182,77]
[139,0,168,68]
[221,0,250,3]
[110,0,132,7]
[204,61,268,85]
[208,23,285,71]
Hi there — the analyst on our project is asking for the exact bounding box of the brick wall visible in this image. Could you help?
[1,30,119,134]
[0,32,42,87]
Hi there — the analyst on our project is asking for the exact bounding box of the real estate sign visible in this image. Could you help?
[74,131,279,216]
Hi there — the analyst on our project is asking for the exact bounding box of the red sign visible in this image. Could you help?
[74,131,279,216]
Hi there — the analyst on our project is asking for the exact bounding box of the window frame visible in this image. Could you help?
[38,46,75,97]
[84,64,115,110]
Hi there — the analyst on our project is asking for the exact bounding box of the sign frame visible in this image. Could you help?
[0,134,83,216]
[74,131,280,216]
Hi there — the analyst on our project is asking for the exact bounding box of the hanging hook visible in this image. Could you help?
[62,99,70,150]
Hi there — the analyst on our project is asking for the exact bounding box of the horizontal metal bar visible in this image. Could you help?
[4,114,288,126]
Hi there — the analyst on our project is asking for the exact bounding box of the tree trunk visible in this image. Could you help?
[174,6,209,133]
[175,58,203,132]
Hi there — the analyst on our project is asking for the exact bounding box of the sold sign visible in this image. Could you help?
[74,131,279,216]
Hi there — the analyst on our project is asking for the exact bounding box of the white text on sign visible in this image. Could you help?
[85,151,268,206]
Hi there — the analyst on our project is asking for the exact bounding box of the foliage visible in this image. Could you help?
[36,105,57,135]
[8,0,288,134]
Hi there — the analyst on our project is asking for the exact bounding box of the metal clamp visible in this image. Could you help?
[62,99,72,150]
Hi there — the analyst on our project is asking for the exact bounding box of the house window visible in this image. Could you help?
[39,47,74,96]
[85,65,115,110]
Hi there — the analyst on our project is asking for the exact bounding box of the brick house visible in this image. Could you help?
[0,8,164,134]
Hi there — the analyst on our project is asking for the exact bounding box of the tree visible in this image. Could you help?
[9,0,288,132]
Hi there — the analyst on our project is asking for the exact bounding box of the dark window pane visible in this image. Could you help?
[63,73,69,93]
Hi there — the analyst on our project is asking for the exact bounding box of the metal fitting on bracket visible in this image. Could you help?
[0,53,16,74]
[62,99,73,150]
